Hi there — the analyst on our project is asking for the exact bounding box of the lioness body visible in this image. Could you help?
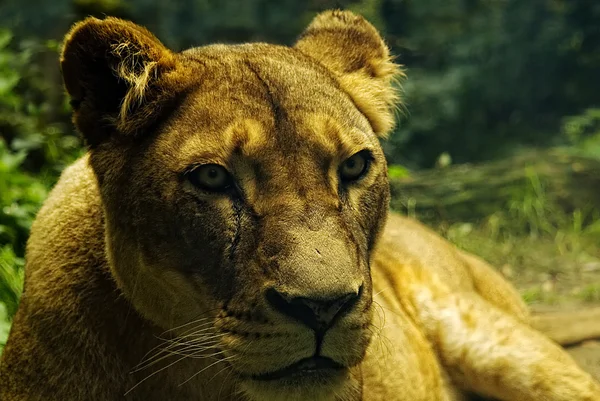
[2,10,600,401]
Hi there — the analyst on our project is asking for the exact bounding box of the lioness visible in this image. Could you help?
[1,10,599,401]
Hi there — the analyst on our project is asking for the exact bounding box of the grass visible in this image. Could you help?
[436,171,600,308]
[580,284,600,303]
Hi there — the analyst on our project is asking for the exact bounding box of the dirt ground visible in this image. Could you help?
[567,341,600,381]
[530,305,600,381]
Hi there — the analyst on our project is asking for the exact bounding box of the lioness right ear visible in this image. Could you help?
[295,10,402,137]
[61,17,185,146]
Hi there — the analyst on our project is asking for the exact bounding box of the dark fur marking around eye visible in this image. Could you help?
[228,199,243,264]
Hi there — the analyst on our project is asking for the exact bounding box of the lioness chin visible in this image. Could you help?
[1,9,599,401]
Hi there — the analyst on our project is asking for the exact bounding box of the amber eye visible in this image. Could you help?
[340,151,370,182]
[188,164,232,192]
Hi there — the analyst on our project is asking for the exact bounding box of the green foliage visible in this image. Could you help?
[382,0,600,167]
[0,30,82,346]
[0,245,24,320]
[124,0,362,49]
[473,170,600,247]
[580,284,600,303]
[0,303,11,352]
[506,170,556,238]
[0,140,48,256]
[387,164,410,179]
[0,140,42,348]
[72,0,132,19]
[0,29,81,257]
[0,29,82,176]
[444,170,600,306]
[562,108,600,158]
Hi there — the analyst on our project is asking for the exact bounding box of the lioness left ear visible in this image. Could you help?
[61,17,190,146]
[295,10,402,137]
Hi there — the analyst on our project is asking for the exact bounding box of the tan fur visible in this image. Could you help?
[295,10,403,137]
[1,10,599,401]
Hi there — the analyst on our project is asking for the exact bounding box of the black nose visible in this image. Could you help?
[265,285,363,331]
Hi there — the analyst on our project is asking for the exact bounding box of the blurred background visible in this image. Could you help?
[1,0,599,351]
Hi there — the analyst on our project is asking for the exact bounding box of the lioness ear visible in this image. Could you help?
[61,17,183,146]
[295,10,402,137]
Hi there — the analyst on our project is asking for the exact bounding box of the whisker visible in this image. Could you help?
[164,347,227,361]
[157,327,221,345]
[178,356,238,386]
[127,307,249,393]
[154,325,216,349]
[137,322,216,369]
[208,340,254,395]
[131,340,224,373]
[158,333,226,357]
[208,363,233,384]
[368,301,396,367]
[162,319,217,338]
[126,354,190,396]
[373,300,387,329]
[218,360,238,401]
[133,330,225,372]
[159,308,221,336]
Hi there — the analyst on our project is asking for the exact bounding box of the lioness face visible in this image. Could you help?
[61,10,399,401]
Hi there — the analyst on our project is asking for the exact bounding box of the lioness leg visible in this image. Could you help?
[457,250,529,323]
[412,287,600,401]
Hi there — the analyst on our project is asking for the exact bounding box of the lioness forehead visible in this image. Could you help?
[157,43,376,172]
[180,43,368,123]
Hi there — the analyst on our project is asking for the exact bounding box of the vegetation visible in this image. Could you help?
[0,28,81,350]
[408,161,600,308]
[0,0,599,352]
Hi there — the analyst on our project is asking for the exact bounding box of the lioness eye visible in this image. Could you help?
[340,151,370,182]
[188,164,232,192]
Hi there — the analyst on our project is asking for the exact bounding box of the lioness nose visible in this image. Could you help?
[265,285,362,331]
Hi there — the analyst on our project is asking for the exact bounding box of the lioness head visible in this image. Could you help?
[61,10,400,401]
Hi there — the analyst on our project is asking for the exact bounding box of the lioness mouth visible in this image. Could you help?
[251,356,344,381]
